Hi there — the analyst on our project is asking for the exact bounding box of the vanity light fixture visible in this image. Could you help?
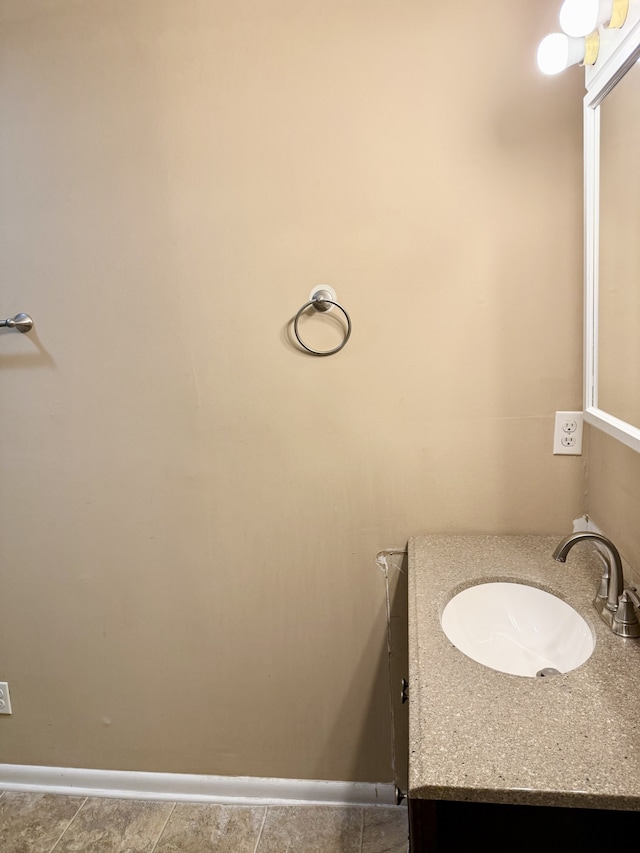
[559,0,629,38]
[536,30,600,74]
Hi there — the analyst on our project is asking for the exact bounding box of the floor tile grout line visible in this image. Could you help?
[49,796,87,853]
[149,801,176,853]
[252,804,269,853]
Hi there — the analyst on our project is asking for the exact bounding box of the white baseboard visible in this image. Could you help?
[0,764,397,807]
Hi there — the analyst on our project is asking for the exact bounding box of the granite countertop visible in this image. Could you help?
[408,534,640,810]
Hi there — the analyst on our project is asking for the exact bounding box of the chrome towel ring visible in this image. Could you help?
[1,313,33,333]
[293,287,352,356]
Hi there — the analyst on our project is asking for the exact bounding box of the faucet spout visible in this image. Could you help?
[553,532,624,613]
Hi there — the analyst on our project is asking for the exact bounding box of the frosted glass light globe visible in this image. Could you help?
[559,0,612,37]
[537,33,584,75]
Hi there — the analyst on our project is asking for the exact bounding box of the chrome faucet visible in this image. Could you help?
[553,533,623,612]
[553,532,640,638]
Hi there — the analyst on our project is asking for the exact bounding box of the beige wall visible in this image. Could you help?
[586,427,640,576]
[0,0,585,782]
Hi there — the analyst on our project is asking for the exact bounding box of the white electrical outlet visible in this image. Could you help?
[553,411,583,455]
[0,682,12,715]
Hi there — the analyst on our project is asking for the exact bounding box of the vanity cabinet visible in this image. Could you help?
[407,535,640,852]
[408,799,640,852]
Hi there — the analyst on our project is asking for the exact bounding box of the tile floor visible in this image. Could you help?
[0,791,409,852]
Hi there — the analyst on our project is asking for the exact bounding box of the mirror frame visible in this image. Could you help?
[584,12,640,453]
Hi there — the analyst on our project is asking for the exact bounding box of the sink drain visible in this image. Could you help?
[536,667,561,678]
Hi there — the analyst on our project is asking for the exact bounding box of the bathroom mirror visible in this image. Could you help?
[584,18,640,453]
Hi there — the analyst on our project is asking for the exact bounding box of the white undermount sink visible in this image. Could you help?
[441,582,594,677]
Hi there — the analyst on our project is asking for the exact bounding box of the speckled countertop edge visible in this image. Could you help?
[408,534,640,810]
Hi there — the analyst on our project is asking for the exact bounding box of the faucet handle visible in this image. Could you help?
[612,588,640,639]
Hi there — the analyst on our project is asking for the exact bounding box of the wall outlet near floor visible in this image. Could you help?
[0,682,12,714]
[553,411,583,455]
